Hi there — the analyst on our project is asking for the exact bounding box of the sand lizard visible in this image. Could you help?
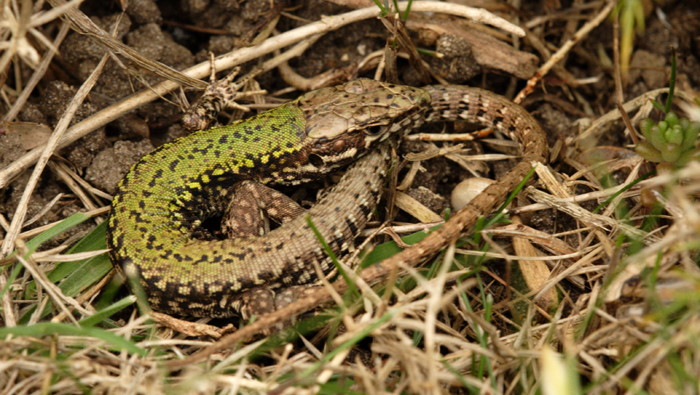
[107,79,548,321]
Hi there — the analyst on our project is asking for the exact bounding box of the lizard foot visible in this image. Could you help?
[223,180,306,238]
[237,286,317,333]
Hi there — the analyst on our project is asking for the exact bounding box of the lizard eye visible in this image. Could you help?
[365,125,384,136]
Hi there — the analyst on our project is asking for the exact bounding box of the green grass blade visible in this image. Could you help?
[372,0,387,15]
[484,165,536,228]
[306,216,358,297]
[78,295,136,327]
[361,223,441,267]
[593,170,654,214]
[402,0,413,20]
[48,219,109,282]
[20,220,112,324]
[23,212,93,256]
[0,322,146,356]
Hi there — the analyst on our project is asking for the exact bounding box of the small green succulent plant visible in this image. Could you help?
[635,111,700,168]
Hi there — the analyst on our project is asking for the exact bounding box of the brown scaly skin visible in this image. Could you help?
[165,85,549,369]
[107,79,430,317]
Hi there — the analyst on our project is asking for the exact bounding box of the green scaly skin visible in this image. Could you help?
[107,79,430,317]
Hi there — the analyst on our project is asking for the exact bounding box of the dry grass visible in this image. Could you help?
[2,1,700,394]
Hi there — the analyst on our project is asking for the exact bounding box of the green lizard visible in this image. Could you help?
[107,79,548,319]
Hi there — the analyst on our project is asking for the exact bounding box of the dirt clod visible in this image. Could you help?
[86,140,155,194]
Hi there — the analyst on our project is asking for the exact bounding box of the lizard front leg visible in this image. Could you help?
[222,180,306,238]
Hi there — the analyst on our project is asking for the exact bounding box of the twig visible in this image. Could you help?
[576,88,697,142]
[46,0,207,90]
[612,16,625,103]
[2,22,70,123]
[513,0,616,104]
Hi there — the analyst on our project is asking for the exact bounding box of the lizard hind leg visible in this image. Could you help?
[236,286,315,331]
[222,180,306,239]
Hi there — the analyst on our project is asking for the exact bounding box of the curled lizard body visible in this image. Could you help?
[107,80,548,318]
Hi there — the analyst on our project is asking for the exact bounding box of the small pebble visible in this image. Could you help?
[451,177,494,211]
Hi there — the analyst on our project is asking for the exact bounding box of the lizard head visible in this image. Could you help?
[297,78,431,169]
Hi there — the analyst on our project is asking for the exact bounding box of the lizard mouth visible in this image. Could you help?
[303,105,428,173]
[303,105,427,173]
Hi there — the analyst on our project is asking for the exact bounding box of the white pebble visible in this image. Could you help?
[451,177,495,211]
